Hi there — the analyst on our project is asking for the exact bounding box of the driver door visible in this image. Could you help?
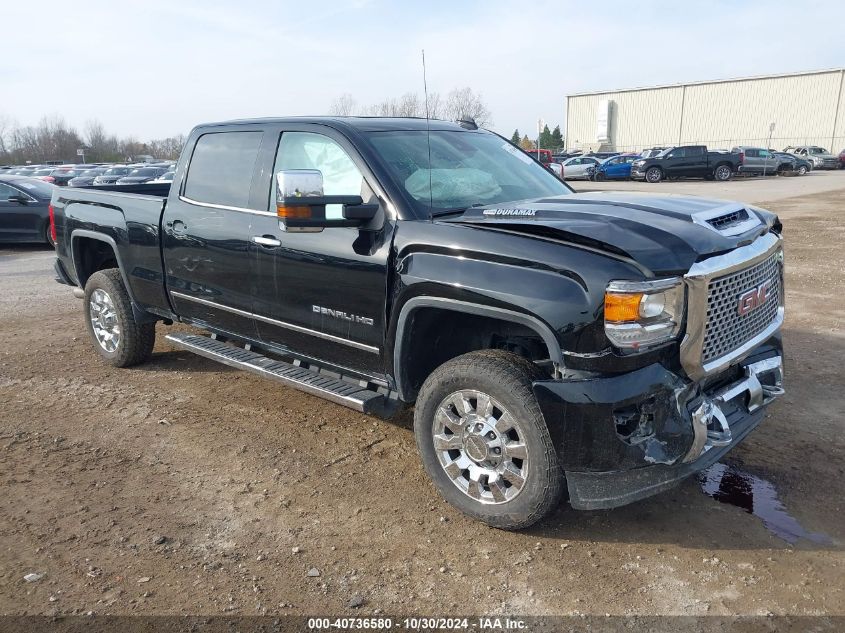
[249,125,393,377]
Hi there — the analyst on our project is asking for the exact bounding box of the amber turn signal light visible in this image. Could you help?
[604,292,643,322]
[276,205,312,219]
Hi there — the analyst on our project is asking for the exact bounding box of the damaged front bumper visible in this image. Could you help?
[532,343,784,510]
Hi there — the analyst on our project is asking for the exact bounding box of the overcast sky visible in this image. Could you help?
[3,0,843,141]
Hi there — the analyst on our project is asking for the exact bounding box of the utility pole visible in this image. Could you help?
[763,123,775,177]
[537,118,544,159]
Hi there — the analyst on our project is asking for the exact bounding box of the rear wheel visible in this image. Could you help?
[414,350,564,530]
[645,167,663,183]
[83,269,155,367]
[714,164,732,181]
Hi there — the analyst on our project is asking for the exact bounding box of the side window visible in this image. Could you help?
[0,183,17,200]
[667,148,685,158]
[184,131,263,209]
[687,146,705,156]
[760,150,771,158]
[746,149,759,158]
[274,132,369,220]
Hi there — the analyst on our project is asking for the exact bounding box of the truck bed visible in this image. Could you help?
[52,185,171,315]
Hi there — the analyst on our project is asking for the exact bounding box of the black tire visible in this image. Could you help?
[645,166,663,183]
[713,164,732,181]
[414,350,564,530]
[594,171,606,182]
[83,269,155,367]
[797,165,808,176]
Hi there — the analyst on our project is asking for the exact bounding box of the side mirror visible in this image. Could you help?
[275,170,379,232]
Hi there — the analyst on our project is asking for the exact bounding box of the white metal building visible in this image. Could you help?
[565,68,845,154]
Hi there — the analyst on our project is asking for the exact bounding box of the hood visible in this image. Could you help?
[446,192,779,275]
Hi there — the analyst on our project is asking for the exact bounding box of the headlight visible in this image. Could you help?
[633,160,644,167]
[604,278,685,350]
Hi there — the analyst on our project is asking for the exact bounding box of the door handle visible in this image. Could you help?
[252,235,282,247]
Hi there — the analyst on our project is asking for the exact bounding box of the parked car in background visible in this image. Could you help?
[149,170,175,184]
[93,166,134,185]
[640,147,669,159]
[783,146,839,169]
[68,168,108,187]
[0,176,57,246]
[631,145,741,182]
[593,153,639,181]
[770,151,812,175]
[585,151,621,160]
[559,155,600,180]
[839,149,845,169]
[732,146,792,176]
[31,168,58,183]
[115,167,169,185]
[51,167,95,186]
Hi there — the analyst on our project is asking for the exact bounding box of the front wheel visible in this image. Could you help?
[645,167,663,183]
[594,171,606,182]
[714,164,732,181]
[797,165,808,175]
[414,350,564,530]
[83,269,155,367]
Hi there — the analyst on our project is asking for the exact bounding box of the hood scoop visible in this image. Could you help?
[691,204,762,237]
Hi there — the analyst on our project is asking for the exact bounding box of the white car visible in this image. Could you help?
[560,156,600,180]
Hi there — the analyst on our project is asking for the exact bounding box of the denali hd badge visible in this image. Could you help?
[737,281,771,316]
[313,305,374,326]
[482,208,536,217]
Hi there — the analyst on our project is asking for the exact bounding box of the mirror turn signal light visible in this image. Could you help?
[276,205,313,219]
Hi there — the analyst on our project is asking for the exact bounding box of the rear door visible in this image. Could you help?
[0,182,40,241]
[162,127,265,338]
[683,146,708,176]
[248,124,393,377]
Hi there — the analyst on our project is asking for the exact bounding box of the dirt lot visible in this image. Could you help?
[1,174,843,618]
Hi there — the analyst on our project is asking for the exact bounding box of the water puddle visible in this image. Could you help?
[698,463,831,545]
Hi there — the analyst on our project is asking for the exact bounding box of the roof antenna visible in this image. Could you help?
[422,49,433,220]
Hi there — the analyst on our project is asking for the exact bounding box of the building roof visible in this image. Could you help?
[567,67,845,98]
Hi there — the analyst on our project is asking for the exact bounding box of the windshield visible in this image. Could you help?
[80,169,104,176]
[128,168,161,177]
[366,130,571,216]
[104,167,131,176]
[807,147,828,155]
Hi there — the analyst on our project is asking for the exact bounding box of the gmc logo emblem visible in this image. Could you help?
[737,281,771,316]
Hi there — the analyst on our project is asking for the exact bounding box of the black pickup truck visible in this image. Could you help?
[631,145,742,183]
[51,117,785,529]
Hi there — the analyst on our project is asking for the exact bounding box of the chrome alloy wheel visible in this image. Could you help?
[89,288,121,353]
[432,390,528,505]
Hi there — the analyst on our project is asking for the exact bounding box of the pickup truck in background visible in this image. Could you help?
[51,117,786,529]
[631,145,742,183]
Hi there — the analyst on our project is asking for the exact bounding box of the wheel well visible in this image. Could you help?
[396,307,554,401]
[73,237,119,287]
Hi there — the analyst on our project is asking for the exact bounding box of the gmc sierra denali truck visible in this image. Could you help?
[631,145,742,183]
[51,117,785,529]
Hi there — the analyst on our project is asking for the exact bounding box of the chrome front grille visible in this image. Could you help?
[680,232,785,382]
[702,252,782,363]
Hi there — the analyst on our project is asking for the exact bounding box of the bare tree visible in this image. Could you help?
[327,87,491,125]
[329,93,357,116]
[443,88,492,127]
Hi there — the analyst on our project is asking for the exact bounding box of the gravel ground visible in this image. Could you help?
[0,175,843,618]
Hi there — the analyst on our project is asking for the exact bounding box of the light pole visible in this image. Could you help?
[763,123,775,177]
[537,118,544,159]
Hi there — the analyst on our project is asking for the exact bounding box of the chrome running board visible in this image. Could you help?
[165,332,386,415]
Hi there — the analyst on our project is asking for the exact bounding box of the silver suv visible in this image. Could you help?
[784,146,839,169]
[733,146,790,175]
